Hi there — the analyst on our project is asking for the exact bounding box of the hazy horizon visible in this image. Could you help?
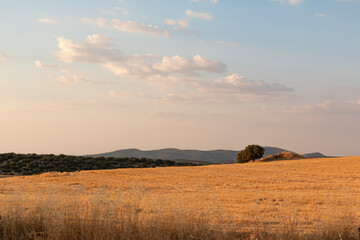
[1,0,359,157]
[0,146,339,158]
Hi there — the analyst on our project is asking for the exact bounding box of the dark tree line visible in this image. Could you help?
[0,153,199,176]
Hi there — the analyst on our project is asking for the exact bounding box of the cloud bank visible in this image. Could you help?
[56,35,293,103]
[37,18,57,24]
[186,10,213,20]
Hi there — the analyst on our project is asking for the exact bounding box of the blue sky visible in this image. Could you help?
[0,0,359,156]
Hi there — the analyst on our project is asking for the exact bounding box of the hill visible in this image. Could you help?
[88,148,238,164]
[88,147,293,164]
[303,152,326,158]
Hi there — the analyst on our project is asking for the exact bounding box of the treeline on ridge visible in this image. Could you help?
[0,153,200,176]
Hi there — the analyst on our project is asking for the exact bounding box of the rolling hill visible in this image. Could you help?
[88,147,323,164]
[303,152,326,158]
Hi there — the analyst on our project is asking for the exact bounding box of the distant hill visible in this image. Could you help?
[303,152,326,158]
[88,147,301,164]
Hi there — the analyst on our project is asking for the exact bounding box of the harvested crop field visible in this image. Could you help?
[0,157,360,239]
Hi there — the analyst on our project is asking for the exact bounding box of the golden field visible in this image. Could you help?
[1,157,360,239]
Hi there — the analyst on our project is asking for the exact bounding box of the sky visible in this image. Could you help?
[0,0,359,156]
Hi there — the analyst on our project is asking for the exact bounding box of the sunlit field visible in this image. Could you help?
[1,157,360,239]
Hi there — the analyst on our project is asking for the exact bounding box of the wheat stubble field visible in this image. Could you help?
[0,157,360,239]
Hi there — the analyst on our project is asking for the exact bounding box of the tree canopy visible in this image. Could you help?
[0,153,200,176]
[237,145,265,163]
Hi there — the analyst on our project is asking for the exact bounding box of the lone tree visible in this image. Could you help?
[237,145,265,163]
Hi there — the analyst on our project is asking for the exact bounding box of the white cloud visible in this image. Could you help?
[103,60,155,78]
[186,10,213,20]
[346,99,360,106]
[114,7,129,16]
[143,73,294,104]
[56,35,125,63]
[302,100,332,111]
[55,75,88,86]
[165,18,189,28]
[0,52,9,62]
[190,0,219,3]
[34,60,53,68]
[54,68,113,86]
[55,74,111,86]
[37,18,57,24]
[177,19,189,27]
[270,0,304,5]
[289,0,304,5]
[288,99,360,114]
[315,13,326,18]
[145,75,183,90]
[108,90,132,98]
[216,40,238,47]
[101,10,118,17]
[213,74,293,94]
[165,19,176,26]
[103,54,226,79]
[153,55,226,75]
[82,18,107,27]
[163,74,293,103]
[82,18,169,37]
[56,35,226,78]
[55,35,293,104]
[165,17,198,37]
[148,88,292,104]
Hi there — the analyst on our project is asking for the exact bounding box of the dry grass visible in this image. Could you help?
[0,157,360,239]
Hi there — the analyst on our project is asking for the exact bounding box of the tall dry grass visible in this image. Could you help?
[0,186,234,240]
[0,185,359,240]
[1,157,360,239]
